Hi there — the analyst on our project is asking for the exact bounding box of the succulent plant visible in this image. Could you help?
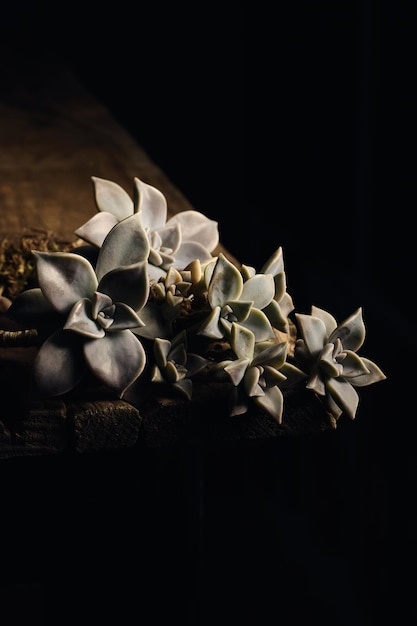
[197,253,277,342]
[149,330,209,400]
[213,322,289,421]
[9,214,150,397]
[293,306,387,420]
[241,245,295,334]
[3,175,387,426]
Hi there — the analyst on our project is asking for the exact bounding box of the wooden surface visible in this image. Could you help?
[0,54,333,458]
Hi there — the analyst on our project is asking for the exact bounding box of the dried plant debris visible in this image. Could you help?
[0,227,76,301]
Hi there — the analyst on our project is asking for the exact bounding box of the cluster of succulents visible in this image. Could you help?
[6,176,386,423]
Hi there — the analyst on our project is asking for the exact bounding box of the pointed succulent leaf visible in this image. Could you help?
[244,366,263,397]
[240,264,256,280]
[262,300,289,333]
[150,366,163,384]
[164,360,180,383]
[84,330,146,395]
[337,350,370,377]
[310,306,338,339]
[219,316,233,337]
[347,357,387,387]
[208,254,243,307]
[156,249,176,268]
[325,377,359,420]
[164,267,184,287]
[227,300,253,323]
[224,358,251,386]
[252,339,287,369]
[154,337,171,367]
[92,176,134,219]
[272,271,286,303]
[92,291,113,317]
[109,302,145,330]
[64,299,105,338]
[241,273,275,310]
[279,292,295,318]
[240,309,275,341]
[202,257,218,288]
[74,212,119,248]
[295,313,328,357]
[175,280,192,296]
[260,246,284,276]
[328,307,366,352]
[168,210,219,252]
[197,306,223,339]
[97,261,149,312]
[152,283,166,299]
[96,315,113,330]
[262,365,287,386]
[149,229,163,253]
[157,222,182,255]
[34,251,98,314]
[34,329,87,396]
[171,241,214,269]
[133,177,167,229]
[306,370,326,395]
[230,323,255,361]
[185,259,203,284]
[319,343,344,378]
[253,386,284,423]
[95,213,150,281]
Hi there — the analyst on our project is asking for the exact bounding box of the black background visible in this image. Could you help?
[0,2,414,624]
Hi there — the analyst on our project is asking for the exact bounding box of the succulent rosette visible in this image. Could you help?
[214,322,288,421]
[241,245,295,334]
[74,176,220,283]
[150,330,209,400]
[197,253,277,342]
[294,306,386,419]
[9,214,150,398]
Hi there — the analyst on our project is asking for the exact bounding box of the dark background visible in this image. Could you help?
[1,2,414,624]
